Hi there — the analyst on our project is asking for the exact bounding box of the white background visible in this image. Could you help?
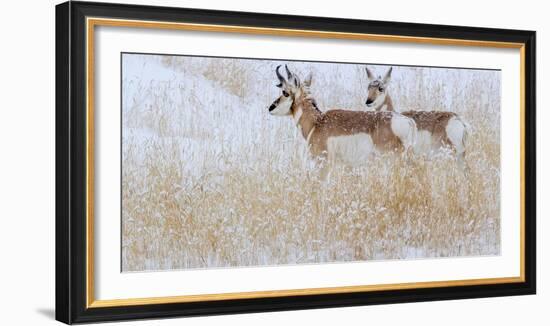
[0,0,546,325]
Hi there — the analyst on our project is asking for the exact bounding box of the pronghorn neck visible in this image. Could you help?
[292,94,321,141]
[375,93,395,112]
[384,94,394,111]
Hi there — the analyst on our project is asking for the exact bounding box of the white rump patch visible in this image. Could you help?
[390,114,416,150]
[446,117,466,154]
[327,133,375,166]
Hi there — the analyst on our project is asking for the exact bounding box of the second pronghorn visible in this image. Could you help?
[268,65,416,167]
[365,66,470,168]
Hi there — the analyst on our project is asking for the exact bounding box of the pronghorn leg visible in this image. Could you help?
[315,152,331,182]
[319,163,330,181]
[457,151,470,175]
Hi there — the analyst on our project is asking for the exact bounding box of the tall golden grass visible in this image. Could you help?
[121,54,500,272]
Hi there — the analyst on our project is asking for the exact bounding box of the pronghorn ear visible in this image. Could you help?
[284,64,300,87]
[365,67,375,80]
[383,67,393,83]
[303,72,313,87]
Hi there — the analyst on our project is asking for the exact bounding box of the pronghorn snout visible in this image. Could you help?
[365,98,374,106]
[268,98,279,112]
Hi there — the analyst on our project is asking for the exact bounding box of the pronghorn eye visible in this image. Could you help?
[282,91,289,97]
[379,87,385,92]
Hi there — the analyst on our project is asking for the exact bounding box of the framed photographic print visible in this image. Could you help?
[55,1,536,324]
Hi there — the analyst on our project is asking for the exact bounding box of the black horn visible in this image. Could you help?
[285,64,293,79]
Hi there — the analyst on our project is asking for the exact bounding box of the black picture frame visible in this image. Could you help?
[56,1,536,324]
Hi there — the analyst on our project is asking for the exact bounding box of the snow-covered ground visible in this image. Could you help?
[121,53,501,272]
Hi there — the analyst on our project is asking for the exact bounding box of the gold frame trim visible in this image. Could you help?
[85,17,527,309]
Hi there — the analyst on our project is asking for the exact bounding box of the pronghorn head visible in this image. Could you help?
[365,66,392,110]
[268,65,312,116]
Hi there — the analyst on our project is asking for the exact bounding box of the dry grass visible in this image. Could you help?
[121,54,500,272]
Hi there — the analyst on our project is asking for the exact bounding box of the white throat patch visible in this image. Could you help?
[293,106,303,126]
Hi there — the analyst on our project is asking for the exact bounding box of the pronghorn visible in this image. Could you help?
[365,66,470,167]
[268,65,417,169]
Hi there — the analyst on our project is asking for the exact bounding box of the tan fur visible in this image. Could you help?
[291,95,403,159]
[401,111,457,148]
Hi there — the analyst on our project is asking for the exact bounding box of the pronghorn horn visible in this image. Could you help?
[285,65,299,86]
[285,64,293,79]
[275,65,286,85]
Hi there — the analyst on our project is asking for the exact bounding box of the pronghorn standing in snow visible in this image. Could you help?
[268,65,417,169]
[364,66,470,168]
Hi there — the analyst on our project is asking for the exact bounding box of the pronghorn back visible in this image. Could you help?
[304,109,416,166]
[401,110,468,157]
[317,110,413,151]
[401,110,457,146]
